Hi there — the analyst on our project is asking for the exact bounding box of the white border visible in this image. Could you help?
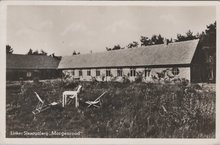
[1,1,220,6]
[0,1,219,145]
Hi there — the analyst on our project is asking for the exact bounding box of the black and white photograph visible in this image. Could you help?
[1,1,219,143]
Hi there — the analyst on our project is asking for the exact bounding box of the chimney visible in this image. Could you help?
[163,38,169,46]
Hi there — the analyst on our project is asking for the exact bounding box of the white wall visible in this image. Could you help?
[62,66,191,82]
[149,67,190,82]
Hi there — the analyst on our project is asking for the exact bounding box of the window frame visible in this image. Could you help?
[172,67,180,76]
[87,69,91,76]
[27,72,32,77]
[106,69,111,77]
[130,68,136,76]
[144,68,151,77]
[79,70,83,76]
[96,69,100,76]
[117,68,123,76]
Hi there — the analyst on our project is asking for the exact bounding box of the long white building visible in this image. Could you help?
[58,39,208,83]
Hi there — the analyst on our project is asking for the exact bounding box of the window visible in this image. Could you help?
[172,67,180,75]
[130,68,136,76]
[117,68,123,76]
[144,68,151,77]
[72,70,75,76]
[87,70,91,76]
[96,69,100,76]
[79,70,83,76]
[106,69,111,76]
[27,72,32,77]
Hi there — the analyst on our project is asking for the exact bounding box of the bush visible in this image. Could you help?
[181,78,189,86]
[122,75,130,83]
[33,77,39,84]
[91,77,98,83]
[110,76,118,82]
[135,71,143,83]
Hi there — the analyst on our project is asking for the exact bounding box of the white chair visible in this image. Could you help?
[62,85,82,108]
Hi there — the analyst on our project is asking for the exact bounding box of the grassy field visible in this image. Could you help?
[6,79,215,138]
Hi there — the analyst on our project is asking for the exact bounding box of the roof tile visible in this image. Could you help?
[58,39,199,69]
[7,54,60,69]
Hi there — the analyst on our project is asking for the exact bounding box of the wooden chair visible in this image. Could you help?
[85,91,107,108]
[32,92,60,115]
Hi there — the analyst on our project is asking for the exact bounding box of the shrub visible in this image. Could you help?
[33,77,39,84]
[101,74,105,82]
[110,76,118,82]
[122,75,130,83]
[135,71,143,83]
[181,78,189,86]
[91,77,98,83]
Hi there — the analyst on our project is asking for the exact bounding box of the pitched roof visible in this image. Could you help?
[58,39,199,69]
[7,54,60,69]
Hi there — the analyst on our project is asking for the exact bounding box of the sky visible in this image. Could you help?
[7,5,216,56]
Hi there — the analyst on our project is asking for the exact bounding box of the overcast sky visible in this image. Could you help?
[7,5,216,56]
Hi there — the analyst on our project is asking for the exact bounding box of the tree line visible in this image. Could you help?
[6,46,61,60]
[6,21,216,59]
[105,21,216,52]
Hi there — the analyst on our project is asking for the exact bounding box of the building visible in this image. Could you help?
[6,54,61,81]
[58,39,208,83]
[6,39,211,83]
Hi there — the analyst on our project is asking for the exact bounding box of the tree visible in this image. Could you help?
[106,47,112,51]
[176,30,198,42]
[73,51,77,55]
[27,49,33,55]
[140,34,164,46]
[151,34,164,45]
[203,21,216,48]
[157,34,164,44]
[140,36,151,46]
[176,34,185,42]
[6,45,13,54]
[50,53,62,60]
[200,21,216,82]
[186,30,197,40]
[127,41,139,48]
[27,49,47,55]
[106,45,124,51]
[27,49,48,55]
[112,44,124,50]
[40,49,47,55]
[72,50,80,55]
[32,50,39,55]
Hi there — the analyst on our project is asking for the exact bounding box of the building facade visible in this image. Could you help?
[59,39,206,83]
[62,66,190,82]
[6,54,61,81]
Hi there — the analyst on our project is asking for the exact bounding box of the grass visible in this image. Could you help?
[6,79,215,138]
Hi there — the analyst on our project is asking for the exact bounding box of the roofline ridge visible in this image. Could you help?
[62,38,200,57]
[7,53,57,58]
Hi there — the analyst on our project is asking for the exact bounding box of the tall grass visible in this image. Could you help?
[6,80,215,138]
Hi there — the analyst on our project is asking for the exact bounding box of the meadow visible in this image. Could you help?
[6,79,215,138]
